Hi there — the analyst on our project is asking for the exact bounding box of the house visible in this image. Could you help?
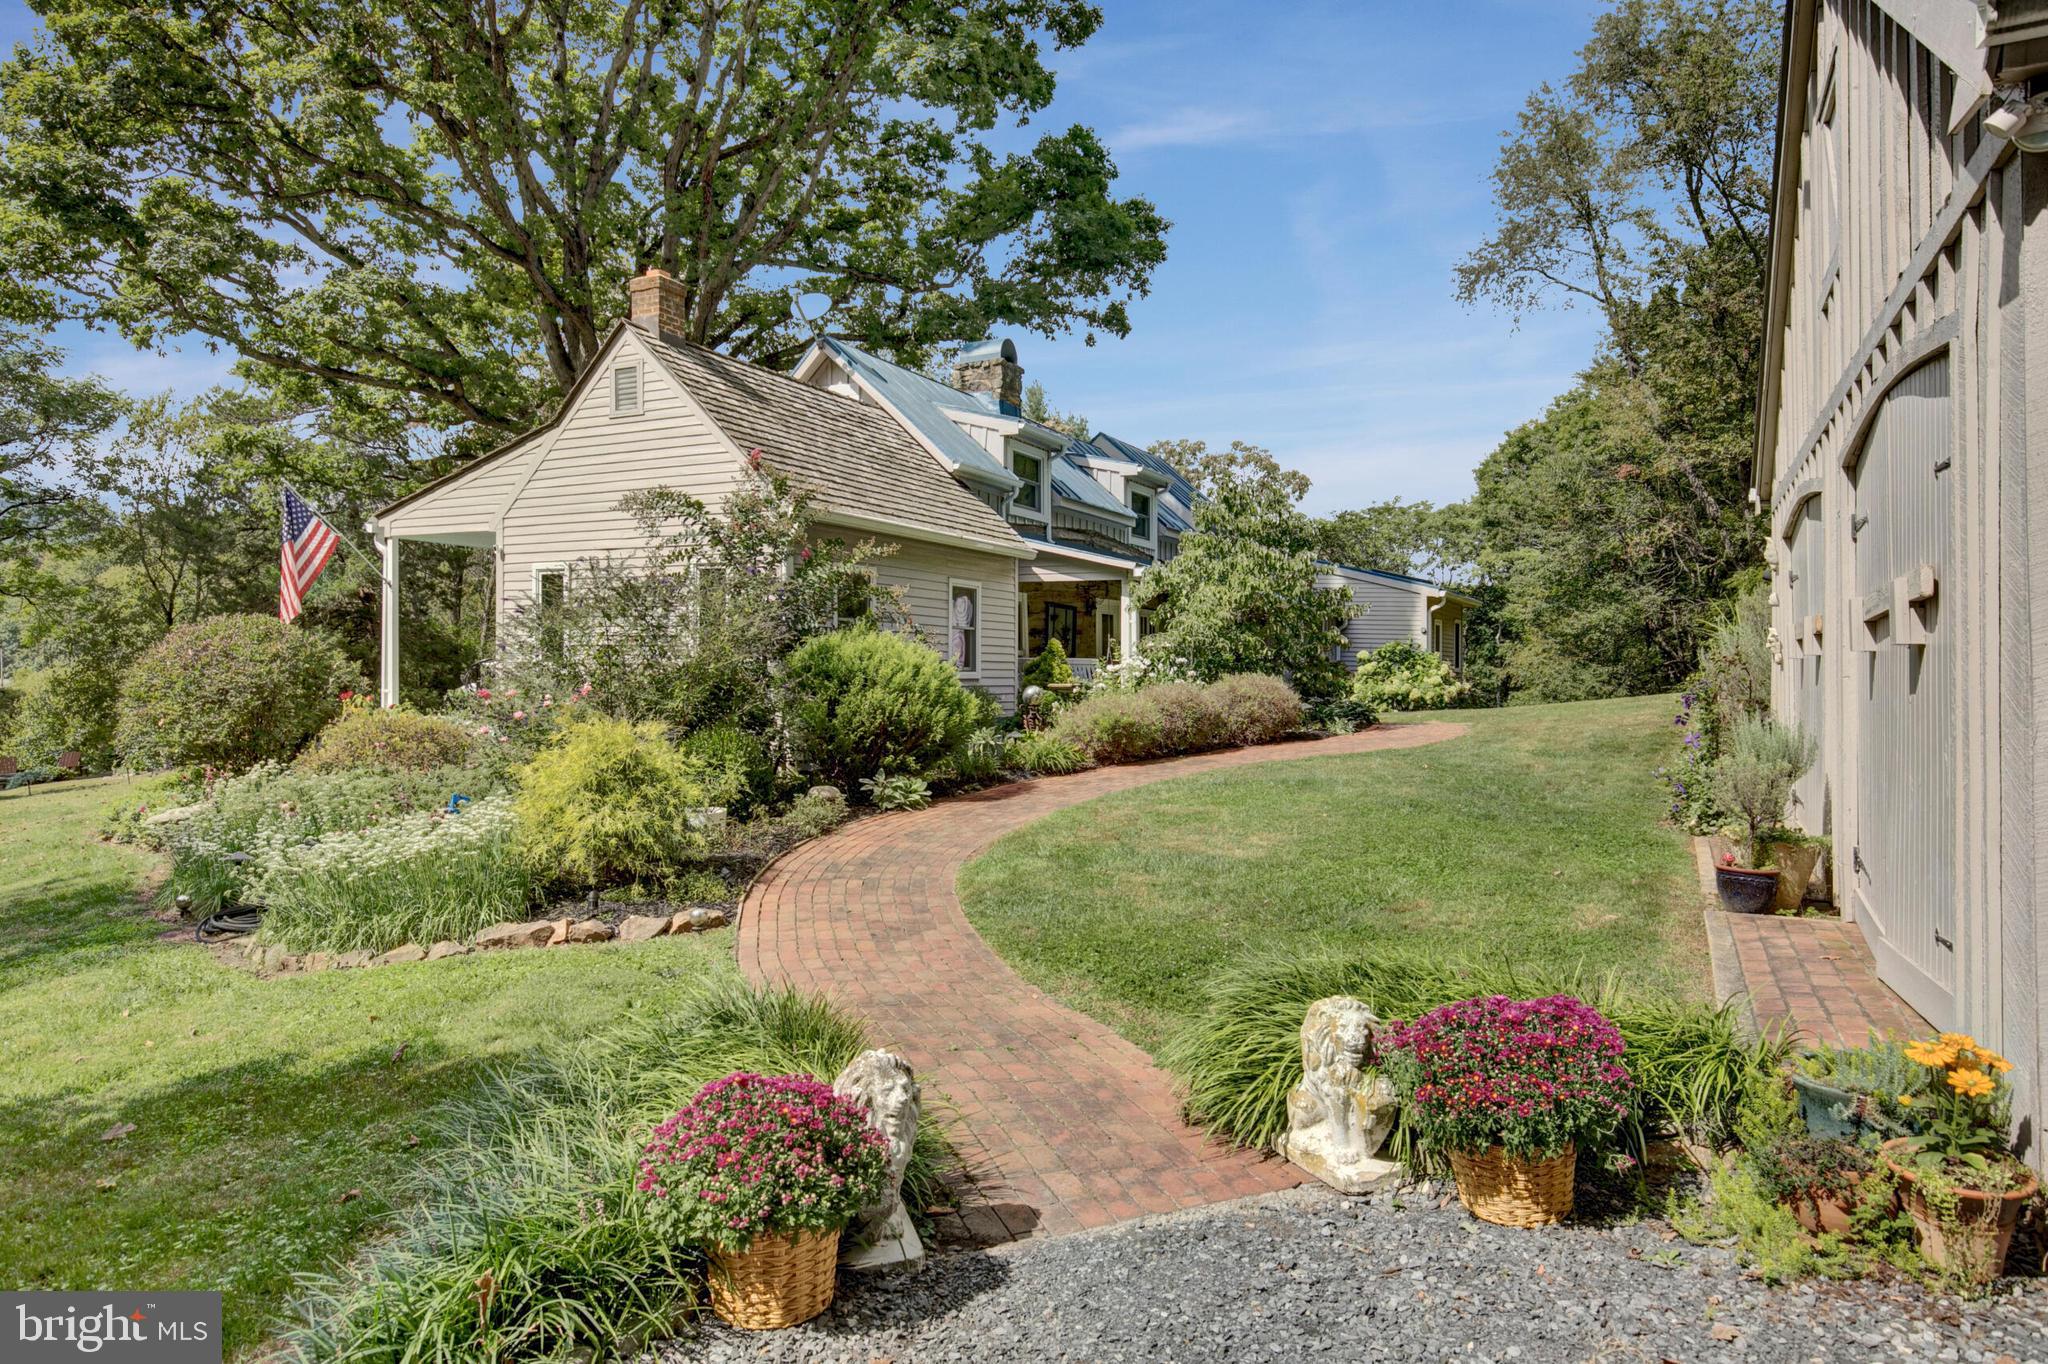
[370,268,1469,713]
[1319,564,1477,671]
[1754,0,2048,1150]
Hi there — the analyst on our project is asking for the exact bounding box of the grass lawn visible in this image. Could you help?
[957,695,1708,1052]
[0,775,738,1357]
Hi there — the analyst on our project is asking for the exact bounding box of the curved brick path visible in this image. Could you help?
[738,721,1467,1246]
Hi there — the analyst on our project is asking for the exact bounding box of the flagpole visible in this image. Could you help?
[283,482,394,589]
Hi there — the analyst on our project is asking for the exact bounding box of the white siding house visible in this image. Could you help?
[1317,565,1476,670]
[1755,0,2048,1154]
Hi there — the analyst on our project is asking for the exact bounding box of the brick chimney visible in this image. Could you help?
[627,267,690,346]
[951,338,1023,416]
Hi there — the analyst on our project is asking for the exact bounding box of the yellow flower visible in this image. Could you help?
[1945,1067,1995,1099]
[1904,1038,1958,1067]
[1983,1052,2014,1074]
[1895,1093,1915,1106]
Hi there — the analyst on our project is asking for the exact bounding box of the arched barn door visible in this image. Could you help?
[1848,355,1954,1027]
[1785,494,1827,829]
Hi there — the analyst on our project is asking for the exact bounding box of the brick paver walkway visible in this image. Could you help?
[1723,913,1930,1048]
[739,721,1466,1246]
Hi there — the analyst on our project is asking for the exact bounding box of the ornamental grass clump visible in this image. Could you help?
[638,1072,890,1254]
[1382,995,1635,1162]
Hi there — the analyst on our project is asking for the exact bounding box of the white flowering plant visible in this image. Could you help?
[253,796,535,953]
[1086,648,1200,695]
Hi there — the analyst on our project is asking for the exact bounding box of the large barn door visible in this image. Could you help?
[1849,356,1954,1027]
[1786,496,1826,828]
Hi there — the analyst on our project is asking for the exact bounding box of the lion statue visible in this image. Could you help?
[831,1049,924,1268]
[1276,996,1400,1193]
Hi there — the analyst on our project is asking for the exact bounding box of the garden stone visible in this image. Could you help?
[1277,997,1400,1195]
[807,785,842,802]
[564,919,614,944]
[475,920,555,950]
[617,914,672,943]
[543,917,574,946]
[425,940,470,960]
[373,944,428,966]
[305,952,332,972]
[673,906,730,933]
[334,950,374,970]
[832,1050,924,1272]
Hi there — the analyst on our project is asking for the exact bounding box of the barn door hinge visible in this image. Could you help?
[1933,457,1952,474]
[1934,930,1954,951]
[1850,513,1869,540]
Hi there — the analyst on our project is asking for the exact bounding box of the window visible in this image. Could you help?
[948,580,980,675]
[1431,621,1443,655]
[830,568,875,629]
[1012,449,1044,512]
[1129,489,1153,540]
[611,362,643,415]
[534,564,568,657]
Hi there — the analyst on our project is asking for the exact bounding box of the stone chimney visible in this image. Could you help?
[952,338,1023,416]
[627,267,690,346]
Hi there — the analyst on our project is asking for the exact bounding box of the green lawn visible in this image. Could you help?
[957,695,1709,1052]
[0,776,738,1356]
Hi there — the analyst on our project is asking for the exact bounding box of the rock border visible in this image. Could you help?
[231,904,732,976]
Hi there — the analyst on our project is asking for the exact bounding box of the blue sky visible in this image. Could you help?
[0,0,1609,514]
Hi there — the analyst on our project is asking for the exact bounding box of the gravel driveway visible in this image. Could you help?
[661,1186,2048,1364]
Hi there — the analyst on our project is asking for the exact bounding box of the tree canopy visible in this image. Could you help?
[0,0,1167,431]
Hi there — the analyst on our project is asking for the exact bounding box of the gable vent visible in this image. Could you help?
[612,363,642,414]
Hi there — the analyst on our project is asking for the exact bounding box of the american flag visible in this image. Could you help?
[279,486,340,623]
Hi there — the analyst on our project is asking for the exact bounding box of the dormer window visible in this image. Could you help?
[1011,447,1044,513]
[1129,488,1154,541]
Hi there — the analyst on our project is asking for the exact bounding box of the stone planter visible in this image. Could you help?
[1789,1072,1886,1142]
[1769,840,1823,911]
[1881,1140,2038,1282]
[1714,864,1780,914]
[707,1228,841,1329]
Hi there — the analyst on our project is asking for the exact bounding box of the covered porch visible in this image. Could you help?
[367,524,498,709]
[1017,545,1142,682]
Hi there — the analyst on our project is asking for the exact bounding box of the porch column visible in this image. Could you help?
[376,530,400,708]
[1120,571,1141,656]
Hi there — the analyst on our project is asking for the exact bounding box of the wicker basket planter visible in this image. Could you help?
[707,1227,842,1329]
[1447,1145,1576,1227]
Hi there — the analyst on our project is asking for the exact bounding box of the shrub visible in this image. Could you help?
[296,701,475,773]
[254,798,534,953]
[1348,640,1471,713]
[677,721,775,817]
[861,772,932,811]
[784,625,978,788]
[1144,682,1230,752]
[445,681,592,780]
[1711,716,1818,868]
[1050,690,1167,764]
[722,789,850,864]
[1020,638,1077,690]
[1159,947,1791,1160]
[1383,995,1635,1162]
[1090,649,1200,693]
[514,714,712,892]
[945,727,1011,785]
[1206,673,1303,744]
[116,614,361,770]
[1307,697,1377,734]
[288,982,956,1364]
[639,1073,890,1253]
[1003,731,1089,776]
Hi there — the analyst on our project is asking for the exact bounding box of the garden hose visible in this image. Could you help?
[196,906,266,941]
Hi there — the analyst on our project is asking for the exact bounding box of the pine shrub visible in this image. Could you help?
[783,625,978,788]
[514,714,712,891]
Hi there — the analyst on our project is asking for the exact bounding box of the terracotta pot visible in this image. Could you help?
[1881,1140,2039,1282]
[1714,865,1780,914]
[706,1227,841,1330]
[1788,1183,1860,1237]
[1769,841,1823,911]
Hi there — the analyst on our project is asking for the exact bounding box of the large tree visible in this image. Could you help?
[0,326,118,569]
[0,0,1167,431]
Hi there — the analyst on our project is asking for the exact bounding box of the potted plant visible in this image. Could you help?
[1709,717,1818,913]
[1766,830,1828,911]
[1879,1033,2038,1282]
[639,1072,891,1329]
[1790,1040,1928,1142]
[1383,995,1635,1227]
[1752,1134,1874,1236]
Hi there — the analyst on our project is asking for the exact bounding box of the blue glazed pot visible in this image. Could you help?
[1715,865,1779,914]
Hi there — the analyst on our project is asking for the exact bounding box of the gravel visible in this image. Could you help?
[656,1185,2048,1364]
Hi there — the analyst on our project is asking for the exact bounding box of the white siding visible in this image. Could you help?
[865,538,1022,711]
[1318,568,1426,666]
[498,338,748,626]
[384,435,538,540]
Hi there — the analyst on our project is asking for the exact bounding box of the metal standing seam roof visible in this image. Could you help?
[641,333,1026,556]
[816,338,1020,490]
[1090,430,1196,505]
